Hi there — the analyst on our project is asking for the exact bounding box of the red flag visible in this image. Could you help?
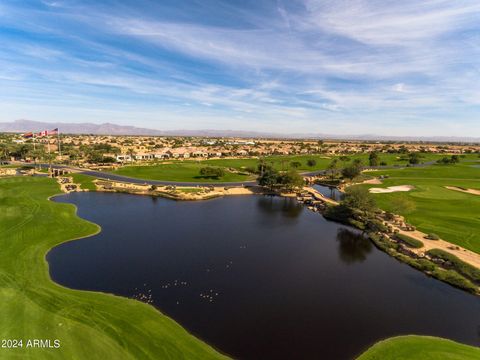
[48,128,58,135]
[23,132,33,138]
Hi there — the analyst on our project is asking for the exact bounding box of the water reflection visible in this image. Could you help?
[256,196,303,218]
[336,228,372,264]
[313,184,344,201]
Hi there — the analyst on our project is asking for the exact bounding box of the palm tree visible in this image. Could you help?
[0,143,10,162]
[127,149,135,163]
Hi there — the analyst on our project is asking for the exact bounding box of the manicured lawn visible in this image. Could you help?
[70,173,97,191]
[359,157,480,253]
[357,335,480,360]
[111,153,443,183]
[112,162,254,182]
[0,176,228,359]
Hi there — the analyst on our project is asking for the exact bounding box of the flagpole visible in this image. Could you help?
[58,129,62,158]
[33,132,37,170]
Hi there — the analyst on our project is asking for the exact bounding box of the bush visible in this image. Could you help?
[324,204,353,223]
[415,259,436,272]
[199,166,225,178]
[349,219,366,230]
[368,232,398,251]
[427,249,480,284]
[432,269,477,293]
[367,219,388,232]
[396,233,423,248]
[425,233,440,240]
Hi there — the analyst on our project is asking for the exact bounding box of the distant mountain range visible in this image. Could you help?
[1,119,479,143]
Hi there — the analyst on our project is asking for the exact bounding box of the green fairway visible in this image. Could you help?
[112,161,254,182]
[111,153,441,183]
[0,176,228,359]
[357,335,480,360]
[359,156,480,253]
[70,173,97,190]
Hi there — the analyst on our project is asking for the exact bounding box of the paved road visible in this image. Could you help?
[29,160,436,187]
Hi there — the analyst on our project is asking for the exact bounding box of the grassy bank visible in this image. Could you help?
[357,335,480,359]
[360,156,480,253]
[70,173,97,190]
[113,161,254,182]
[0,176,228,359]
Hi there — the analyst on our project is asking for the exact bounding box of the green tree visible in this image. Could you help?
[342,186,377,215]
[278,170,304,191]
[307,159,317,167]
[341,161,363,181]
[408,152,423,165]
[257,166,279,190]
[0,143,10,161]
[339,155,350,165]
[199,166,225,178]
[369,151,380,166]
[290,161,302,168]
[327,159,340,180]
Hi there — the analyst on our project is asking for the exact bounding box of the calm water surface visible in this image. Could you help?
[313,184,344,201]
[49,193,480,360]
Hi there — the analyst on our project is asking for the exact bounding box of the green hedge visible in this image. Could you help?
[432,269,478,293]
[367,219,389,233]
[396,233,424,248]
[427,249,480,284]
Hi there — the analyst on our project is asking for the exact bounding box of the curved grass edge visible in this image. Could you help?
[0,176,229,360]
[356,335,480,360]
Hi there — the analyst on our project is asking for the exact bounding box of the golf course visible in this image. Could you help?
[1,159,479,359]
[359,155,480,253]
[111,153,442,183]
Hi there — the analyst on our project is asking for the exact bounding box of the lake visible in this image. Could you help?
[48,193,480,359]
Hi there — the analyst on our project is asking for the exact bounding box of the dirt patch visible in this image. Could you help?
[369,185,414,194]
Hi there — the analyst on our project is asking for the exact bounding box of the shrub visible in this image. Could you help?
[199,166,225,178]
[349,219,366,230]
[425,233,440,240]
[396,233,423,248]
[427,249,480,284]
[367,219,388,232]
[432,269,477,293]
[416,259,436,272]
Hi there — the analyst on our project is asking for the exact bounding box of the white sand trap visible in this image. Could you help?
[445,186,480,196]
[369,185,414,194]
[363,178,382,185]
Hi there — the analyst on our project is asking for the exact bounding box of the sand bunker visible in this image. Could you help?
[445,186,480,196]
[363,178,382,185]
[369,185,414,194]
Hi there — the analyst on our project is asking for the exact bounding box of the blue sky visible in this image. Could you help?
[0,0,479,136]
